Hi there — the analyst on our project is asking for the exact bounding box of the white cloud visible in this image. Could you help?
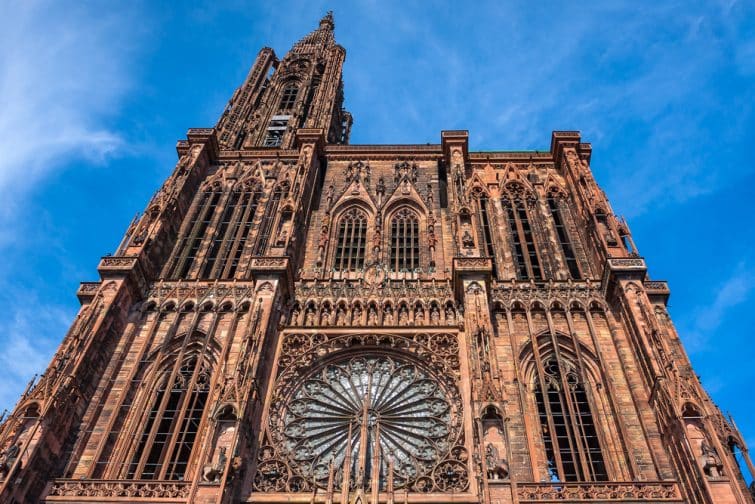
[0,290,74,412]
[0,1,142,224]
[678,262,755,352]
[0,1,145,412]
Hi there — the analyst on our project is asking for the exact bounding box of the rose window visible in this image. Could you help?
[280,355,455,489]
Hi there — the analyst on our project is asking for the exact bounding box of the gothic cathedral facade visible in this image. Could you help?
[1,13,753,504]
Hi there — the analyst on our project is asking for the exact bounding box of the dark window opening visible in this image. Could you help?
[390,209,420,272]
[263,115,289,147]
[173,190,221,279]
[255,186,282,255]
[504,197,541,280]
[128,356,210,481]
[478,196,496,273]
[548,197,581,279]
[201,191,240,279]
[334,208,367,272]
[535,356,607,482]
[279,84,299,111]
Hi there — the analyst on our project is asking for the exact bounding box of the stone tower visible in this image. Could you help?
[1,13,753,504]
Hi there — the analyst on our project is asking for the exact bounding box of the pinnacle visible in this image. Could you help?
[319,11,335,31]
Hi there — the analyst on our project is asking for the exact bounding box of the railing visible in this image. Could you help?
[46,479,190,501]
[516,481,682,502]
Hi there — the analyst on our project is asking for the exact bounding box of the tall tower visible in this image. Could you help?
[1,13,753,504]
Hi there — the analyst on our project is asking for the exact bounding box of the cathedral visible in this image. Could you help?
[2,12,754,504]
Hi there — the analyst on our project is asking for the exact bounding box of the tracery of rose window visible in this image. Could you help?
[281,355,453,490]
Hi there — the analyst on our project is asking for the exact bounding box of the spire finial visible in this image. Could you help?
[319,11,334,31]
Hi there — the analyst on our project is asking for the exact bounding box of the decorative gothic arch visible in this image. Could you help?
[501,181,543,280]
[329,205,370,274]
[519,332,612,483]
[117,332,219,481]
[384,205,423,276]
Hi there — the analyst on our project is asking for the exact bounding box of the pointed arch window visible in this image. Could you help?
[334,208,367,272]
[502,190,542,280]
[171,186,223,279]
[170,180,265,280]
[278,83,299,111]
[547,195,581,280]
[476,193,497,275]
[390,208,420,272]
[224,181,264,278]
[531,338,607,482]
[127,352,211,480]
[255,183,286,255]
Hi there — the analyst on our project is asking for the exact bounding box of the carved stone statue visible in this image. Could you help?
[320,307,332,326]
[384,306,394,326]
[336,307,347,326]
[367,306,378,326]
[398,306,409,326]
[462,229,475,248]
[414,306,425,325]
[700,441,723,479]
[352,305,362,325]
[430,306,440,326]
[485,444,509,480]
[305,307,316,327]
[202,446,228,483]
[0,442,20,480]
[445,306,456,324]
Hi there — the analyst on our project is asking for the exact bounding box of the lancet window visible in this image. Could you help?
[390,208,420,272]
[530,335,608,482]
[127,349,212,481]
[169,180,263,280]
[502,186,541,280]
[278,83,299,111]
[333,207,367,272]
[255,183,286,255]
[475,193,497,274]
[171,186,222,279]
[547,193,581,279]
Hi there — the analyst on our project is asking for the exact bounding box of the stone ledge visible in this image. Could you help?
[601,256,648,297]
[76,282,101,304]
[45,479,189,502]
[645,280,671,305]
[515,480,682,502]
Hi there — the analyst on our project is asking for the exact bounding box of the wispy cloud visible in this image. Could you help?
[678,262,755,352]
[0,288,74,413]
[0,1,143,227]
[0,1,146,412]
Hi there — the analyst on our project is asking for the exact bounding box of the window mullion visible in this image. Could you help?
[513,203,531,278]
[134,355,183,478]
[347,217,356,271]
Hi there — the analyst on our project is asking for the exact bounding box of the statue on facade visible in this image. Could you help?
[384,306,394,326]
[414,306,425,325]
[305,306,316,327]
[336,307,347,326]
[700,441,724,478]
[202,447,228,483]
[398,306,409,326]
[485,444,509,480]
[0,442,20,481]
[367,306,378,326]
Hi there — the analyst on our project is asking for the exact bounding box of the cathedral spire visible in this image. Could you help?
[320,11,334,31]
[290,11,337,53]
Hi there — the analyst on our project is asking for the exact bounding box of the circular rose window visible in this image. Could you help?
[280,354,455,489]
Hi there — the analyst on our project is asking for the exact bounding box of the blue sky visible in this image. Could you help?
[1,0,754,467]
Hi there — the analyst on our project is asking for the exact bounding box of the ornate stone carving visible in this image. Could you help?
[47,479,191,499]
[516,481,680,501]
